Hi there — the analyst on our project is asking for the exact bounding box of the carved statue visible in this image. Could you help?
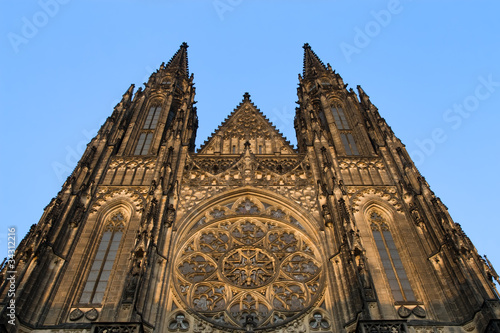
[164,204,176,227]
[322,204,333,227]
[357,258,371,289]
[123,261,141,303]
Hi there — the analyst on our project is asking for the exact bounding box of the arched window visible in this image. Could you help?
[369,209,416,302]
[331,105,359,155]
[143,104,162,129]
[340,133,359,155]
[134,102,162,155]
[80,211,125,304]
[331,106,350,130]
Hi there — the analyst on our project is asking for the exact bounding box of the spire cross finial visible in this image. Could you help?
[243,92,251,100]
[303,43,310,49]
[181,42,189,49]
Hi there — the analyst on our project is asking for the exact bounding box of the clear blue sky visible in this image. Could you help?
[1,1,499,275]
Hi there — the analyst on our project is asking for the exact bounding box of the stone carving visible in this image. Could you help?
[93,324,142,333]
[338,157,385,170]
[188,196,307,231]
[69,200,86,228]
[174,217,324,330]
[398,305,412,318]
[357,257,371,289]
[309,312,330,330]
[358,321,406,333]
[85,308,99,321]
[412,305,426,318]
[168,313,190,331]
[179,153,319,218]
[69,308,84,321]
[122,261,141,303]
[198,102,295,155]
[413,326,444,333]
[179,196,314,235]
[103,156,157,186]
[349,186,402,212]
[410,204,424,226]
[90,187,146,213]
[338,157,389,186]
[222,247,276,288]
[163,204,176,226]
[321,204,333,227]
[280,320,307,333]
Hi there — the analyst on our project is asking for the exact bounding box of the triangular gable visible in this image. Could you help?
[198,93,295,155]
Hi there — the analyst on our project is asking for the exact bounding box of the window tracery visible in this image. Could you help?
[174,213,324,330]
[192,196,306,231]
[309,312,330,330]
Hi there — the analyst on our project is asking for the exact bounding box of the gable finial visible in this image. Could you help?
[243,92,251,100]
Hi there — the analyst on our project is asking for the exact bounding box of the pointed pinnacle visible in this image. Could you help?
[165,43,189,76]
[302,43,327,78]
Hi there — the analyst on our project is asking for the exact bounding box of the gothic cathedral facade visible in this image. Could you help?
[1,43,499,333]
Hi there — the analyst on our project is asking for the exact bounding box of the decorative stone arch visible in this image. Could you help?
[175,187,322,241]
[147,95,165,105]
[90,188,145,214]
[94,201,134,226]
[327,96,344,109]
[350,186,403,213]
[363,202,397,225]
[170,187,327,331]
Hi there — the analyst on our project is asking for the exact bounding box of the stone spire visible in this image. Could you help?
[302,43,328,78]
[164,42,189,76]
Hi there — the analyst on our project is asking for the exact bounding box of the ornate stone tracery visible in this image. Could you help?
[173,213,324,331]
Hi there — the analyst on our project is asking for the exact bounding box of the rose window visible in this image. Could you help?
[174,217,324,330]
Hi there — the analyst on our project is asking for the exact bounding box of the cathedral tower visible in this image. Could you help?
[1,43,499,333]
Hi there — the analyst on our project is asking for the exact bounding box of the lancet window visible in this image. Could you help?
[79,211,126,304]
[143,104,162,129]
[331,106,350,130]
[369,209,416,302]
[134,102,162,155]
[331,105,359,155]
